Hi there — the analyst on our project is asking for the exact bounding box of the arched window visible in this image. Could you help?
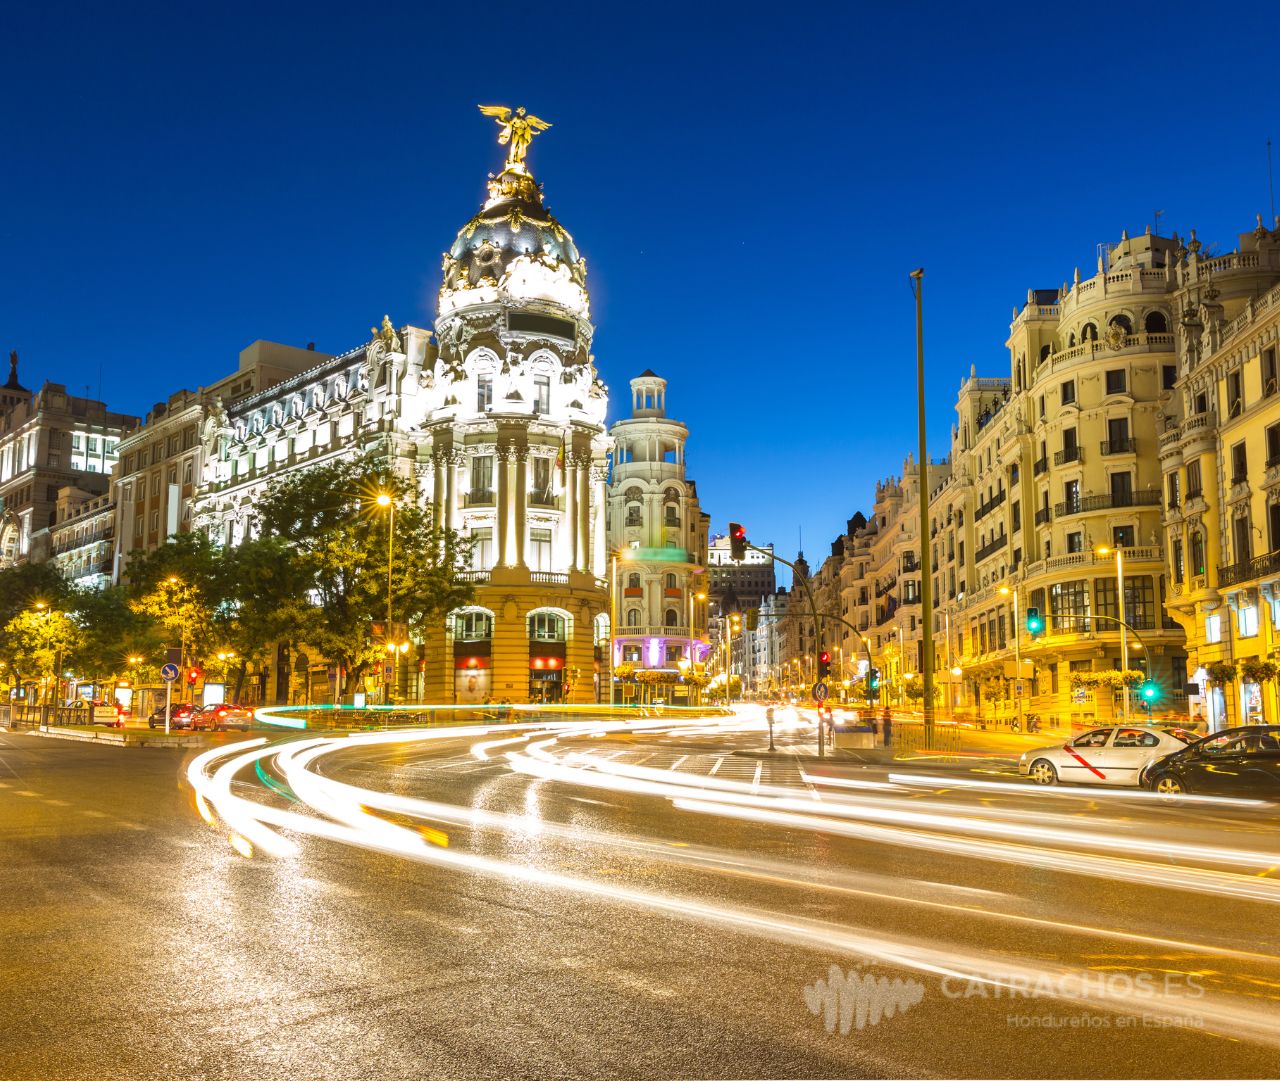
[627,572,641,590]
[1068,332,1076,348]
[664,608,679,627]
[529,611,566,641]
[1109,315,1133,336]
[663,488,681,526]
[454,610,494,641]
[1189,530,1205,577]
[664,572,677,590]
[1040,344,1051,363]
[1081,323,1098,342]
[624,488,642,527]
[626,608,641,627]
[1144,311,1168,334]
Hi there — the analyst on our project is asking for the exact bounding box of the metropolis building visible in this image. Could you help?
[194,114,612,704]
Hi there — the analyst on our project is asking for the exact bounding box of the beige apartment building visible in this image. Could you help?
[1161,217,1280,729]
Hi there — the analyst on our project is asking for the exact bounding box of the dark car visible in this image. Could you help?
[147,703,196,730]
[1144,724,1280,799]
[191,703,255,731]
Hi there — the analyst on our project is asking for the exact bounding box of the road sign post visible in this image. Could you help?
[161,663,179,735]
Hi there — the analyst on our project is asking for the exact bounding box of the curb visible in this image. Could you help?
[731,748,1023,767]
[13,727,211,750]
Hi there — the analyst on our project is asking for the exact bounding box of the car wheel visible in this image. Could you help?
[1028,758,1058,785]
[1155,775,1186,798]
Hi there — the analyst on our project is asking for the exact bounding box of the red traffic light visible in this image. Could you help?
[728,522,747,560]
[819,651,831,664]
[187,667,201,684]
[731,524,745,539]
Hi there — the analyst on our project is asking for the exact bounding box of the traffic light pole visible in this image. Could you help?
[910,269,936,744]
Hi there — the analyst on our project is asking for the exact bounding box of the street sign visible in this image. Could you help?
[160,663,179,682]
[812,681,829,702]
[1014,679,1025,698]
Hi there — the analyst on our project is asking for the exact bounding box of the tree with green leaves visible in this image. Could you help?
[0,562,71,633]
[66,585,163,684]
[126,532,225,668]
[2,607,79,704]
[252,454,472,695]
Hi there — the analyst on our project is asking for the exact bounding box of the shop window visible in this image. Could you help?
[1238,606,1259,638]
[529,611,566,641]
[1205,614,1221,644]
[454,611,493,641]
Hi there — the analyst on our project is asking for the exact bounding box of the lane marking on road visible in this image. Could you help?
[752,762,763,793]
[42,799,70,806]
[80,810,107,818]
[669,755,688,771]
[709,758,724,775]
[14,790,40,797]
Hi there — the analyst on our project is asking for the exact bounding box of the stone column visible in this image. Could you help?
[431,451,445,529]
[577,455,591,573]
[496,444,511,566]
[445,450,459,534]
[591,462,608,579]
[514,437,528,570]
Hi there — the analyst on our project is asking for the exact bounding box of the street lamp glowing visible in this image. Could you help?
[167,575,179,584]
[128,655,143,665]
[1096,546,1111,557]
[998,585,1010,596]
[375,492,392,508]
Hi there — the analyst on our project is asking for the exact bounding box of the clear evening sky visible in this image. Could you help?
[4,2,1278,568]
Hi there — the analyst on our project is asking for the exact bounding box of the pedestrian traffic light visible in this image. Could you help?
[728,522,747,561]
[1140,679,1158,703]
[817,650,831,679]
[1026,606,1044,636]
[187,666,201,685]
[869,667,880,689]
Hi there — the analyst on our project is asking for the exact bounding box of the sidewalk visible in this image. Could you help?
[734,725,1060,767]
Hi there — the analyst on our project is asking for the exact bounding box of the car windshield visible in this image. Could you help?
[1159,727,1196,744]
[1112,728,1159,748]
[1198,732,1256,756]
[1073,729,1112,748]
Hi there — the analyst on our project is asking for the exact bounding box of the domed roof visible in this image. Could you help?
[442,170,583,290]
[439,168,589,319]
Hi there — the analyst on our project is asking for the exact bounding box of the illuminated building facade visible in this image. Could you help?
[194,115,611,704]
[607,371,710,701]
[1161,218,1280,729]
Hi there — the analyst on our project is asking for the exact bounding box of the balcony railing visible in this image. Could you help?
[530,571,570,585]
[464,489,494,507]
[974,533,1008,561]
[456,570,490,584]
[1186,487,1203,500]
[1100,438,1136,455]
[1054,490,1160,517]
[974,489,1006,521]
[529,490,558,507]
[1033,457,1048,476]
[1054,446,1083,466]
[1034,507,1051,526]
[1218,548,1280,588]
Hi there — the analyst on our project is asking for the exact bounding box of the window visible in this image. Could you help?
[1227,370,1244,416]
[470,455,493,495]
[1061,380,1076,405]
[1067,531,1083,553]
[1081,323,1098,342]
[665,644,683,664]
[1063,479,1080,513]
[1239,605,1259,638]
[664,609,679,628]
[1146,311,1169,334]
[1189,529,1206,576]
[454,611,493,640]
[1011,501,1020,531]
[1105,417,1130,451]
[1114,729,1160,748]
[476,376,493,412]
[1186,460,1202,498]
[1172,538,1184,583]
[1105,369,1126,394]
[1039,394,1045,419]
[626,572,641,590]
[1074,729,1112,748]
[1162,364,1177,390]
[529,612,566,641]
[533,375,551,415]
[1050,579,1090,631]
[1264,347,1278,397]
[1231,442,1248,484]
[183,460,193,485]
[1109,315,1132,336]
[1205,613,1221,644]
[471,527,493,569]
[1194,392,1208,415]
[1167,472,1180,508]
[1112,525,1134,548]
[1233,514,1252,564]
[1110,471,1132,503]
[664,572,677,590]
[529,528,552,571]
[1267,424,1280,468]
[625,608,640,627]
[1124,575,1155,629]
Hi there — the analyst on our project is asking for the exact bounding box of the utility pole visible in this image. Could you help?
[911,269,935,742]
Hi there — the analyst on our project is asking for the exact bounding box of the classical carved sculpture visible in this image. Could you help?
[478,105,552,172]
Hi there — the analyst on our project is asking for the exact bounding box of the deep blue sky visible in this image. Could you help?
[4,2,1278,567]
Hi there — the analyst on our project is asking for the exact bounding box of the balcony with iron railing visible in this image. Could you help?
[1100,438,1136,456]
[1033,457,1048,476]
[1054,489,1160,517]
[1218,548,1280,588]
[464,489,494,507]
[1054,446,1083,466]
[974,489,1006,521]
[974,532,1008,561]
[1034,507,1051,526]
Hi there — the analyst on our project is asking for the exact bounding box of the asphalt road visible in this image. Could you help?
[2,712,1279,1081]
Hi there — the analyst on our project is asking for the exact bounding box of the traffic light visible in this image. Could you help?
[1140,679,1158,703]
[187,666,201,685]
[1026,606,1044,636]
[746,608,759,632]
[817,650,831,679]
[867,666,880,700]
[728,522,747,561]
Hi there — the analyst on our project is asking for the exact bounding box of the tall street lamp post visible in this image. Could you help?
[910,267,936,741]
[376,493,395,704]
[998,584,1023,731]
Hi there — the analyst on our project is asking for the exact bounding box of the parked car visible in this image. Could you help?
[1143,725,1280,799]
[191,703,255,731]
[1019,725,1197,787]
[147,703,196,730]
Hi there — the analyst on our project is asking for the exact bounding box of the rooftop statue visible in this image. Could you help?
[478,105,551,173]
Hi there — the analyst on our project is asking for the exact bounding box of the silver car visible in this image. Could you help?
[1018,725,1197,787]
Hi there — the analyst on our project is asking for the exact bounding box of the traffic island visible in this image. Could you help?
[14,725,212,749]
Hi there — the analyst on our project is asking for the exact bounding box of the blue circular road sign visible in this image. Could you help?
[160,663,180,682]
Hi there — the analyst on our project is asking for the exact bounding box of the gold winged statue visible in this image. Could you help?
[478,105,551,171]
